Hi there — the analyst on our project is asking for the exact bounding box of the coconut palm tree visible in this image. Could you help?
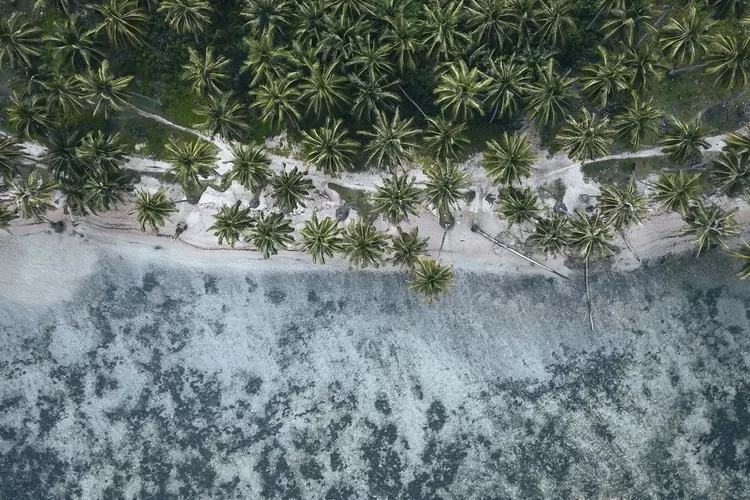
[44,129,87,181]
[226,143,270,192]
[390,227,429,269]
[484,57,530,123]
[4,170,56,221]
[83,168,132,212]
[76,61,134,118]
[683,202,739,256]
[289,1,328,47]
[507,0,545,47]
[558,109,614,162]
[464,0,509,50]
[248,211,295,258]
[538,0,575,47]
[423,116,469,161]
[33,0,76,15]
[711,149,750,196]
[341,219,390,269]
[410,257,453,303]
[183,47,230,97]
[598,182,647,260]
[651,171,702,216]
[601,0,656,47]
[527,211,570,256]
[299,213,343,263]
[733,242,750,279]
[301,118,359,177]
[660,7,715,66]
[613,95,661,151]
[197,93,249,141]
[165,138,218,187]
[42,75,86,115]
[5,93,52,140]
[497,186,541,228]
[250,76,301,131]
[349,74,401,124]
[347,34,396,80]
[45,15,104,73]
[298,62,351,120]
[422,0,468,62]
[622,42,667,91]
[242,34,288,88]
[209,201,254,247]
[434,60,491,122]
[61,178,96,216]
[580,47,631,108]
[383,13,420,74]
[567,209,614,330]
[0,136,27,179]
[0,204,18,231]
[708,0,745,19]
[423,161,470,218]
[0,13,42,69]
[270,165,313,212]
[483,132,536,187]
[361,109,420,169]
[725,130,750,157]
[158,0,213,37]
[659,117,709,163]
[135,188,177,232]
[241,0,291,39]
[77,131,127,172]
[373,172,423,225]
[703,34,750,90]
[92,0,149,48]
[526,60,578,128]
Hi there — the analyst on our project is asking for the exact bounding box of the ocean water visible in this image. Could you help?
[1,232,749,499]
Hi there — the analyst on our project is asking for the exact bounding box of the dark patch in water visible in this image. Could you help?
[426,401,447,432]
[203,275,218,294]
[265,288,287,304]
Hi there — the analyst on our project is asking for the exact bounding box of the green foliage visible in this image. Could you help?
[483,132,536,187]
[682,202,739,256]
[135,188,177,232]
[651,170,702,216]
[226,143,270,192]
[567,209,614,260]
[301,118,359,177]
[598,182,647,231]
[711,149,750,196]
[409,257,453,303]
[659,117,710,164]
[298,213,343,264]
[4,170,57,221]
[497,186,541,227]
[208,200,253,247]
[249,211,295,258]
[373,171,423,225]
[390,227,429,269]
[165,138,219,187]
[527,211,570,256]
[341,219,390,269]
[270,165,313,212]
[423,161,470,216]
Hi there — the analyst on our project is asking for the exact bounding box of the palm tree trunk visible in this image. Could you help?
[436,224,450,262]
[398,85,427,118]
[620,230,640,262]
[637,7,671,47]
[471,221,569,279]
[668,64,705,77]
[489,103,499,124]
[585,256,595,331]
[587,5,610,30]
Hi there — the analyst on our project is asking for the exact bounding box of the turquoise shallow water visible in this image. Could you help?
[0,232,749,498]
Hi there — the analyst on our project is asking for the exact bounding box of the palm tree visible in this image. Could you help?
[197,93,249,141]
[558,109,614,162]
[527,60,578,128]
[42,75,86,115]
[538,0,575,47]
[33,0,76,15]
[733,242,750,279]
[622,42,667,91]
[659,117,709,163]
[651,171,702,216]
[341,220,390,269]
[92,0,149,48]
[0,204,18,231]
[683,202,739,256]
[598,182,647,260]
[483,132,536,187]
[248,211,295,258]
[4,170,56,221]
[350,74,401,124]
[0,13,42,69]
[383,13,420,74]
[507,0,545,47]
[77,131,127,172]
[484,57,530,123]
[45,15,104,73]
[361,109,420,169]
[250,76,301,131]
[423,116,469,161]
[301,119,359,177]
[209,201,254,247]
[601,0,655,47]
[5,93,52,139]
[660,7,715,66]
[298,213,343,263]
[708,0,745,19]
[165,138,218,187]
[298,62,351,119]
[373,172,423,225]
[135,188,177,232]
[158,0,213,37]
[242,34,287,88]
[703,35,750,90]
[567,209,614,330]
[711,149,750,196]
[390,227,429,269]
[183,47,230,97]
[465,0,509,50]
[226,143,270,192]
[725,130,750,157]
[76,61,134,118]
[44,129,86,181]
[0,136,27,179]
[423,161,470,218]
[527,211,570,256]
[410,257,453,303]
[241,0,291,39]
[434,61,490,122]
[580,47,631,108]
[613,95,661,151]
[83,169,132,212]
[422,0,468,62]
[270,165,313,212]
[61,178,96,216]
[347,34,396,80]
[497,186,541,228]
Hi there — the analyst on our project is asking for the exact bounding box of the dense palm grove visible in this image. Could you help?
[1,0,750,304]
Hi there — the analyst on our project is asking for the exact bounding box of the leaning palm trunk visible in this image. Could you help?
[636,7,671,47]
[620,230,640,262]
[585,256,595,331]
[668,64,705,77]
[436,224,450,262]
[489,103,500,124]
[471,221,568,279]
[398,85,427,118]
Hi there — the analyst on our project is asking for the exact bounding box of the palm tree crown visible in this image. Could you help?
[659,117,710,164]
[527,211,570,256]
[165,139,218,186]
[92,0,149,48]
[613,95,661,151]
[135,188,177,232]
[498,186,541,227]
[183,47,230,97]
[410,257,453,303]
[299,213,343,263]
[0,136,27,179]
[682,202,739,256]
[208,201,254,247]
[249,211,295,258]
[434,60,490,122]
[711,149,750,196]
[197,93,249,141]
[226,144,270,192]
[4,170,56,221]
[301,118,359,177]
[390,227,429,269]
[483,132,535,187]
[423,161,470,217]
[651,171,702,216]
[373,172,423,225]
[45,15,104,73]
[0,13,42,69]
[597,182,647,231]
[703,34,750,90]
[341,220,390,269]
[76,61,134,118]
[77,131,127,172]
[361,109,420,169]
[660,6,715,66]
[557,109,613,162]
[580,47,631,108]
[158,0,213,35]
[423,116,469,161]
[270,165,313,212]
[568,209,614,260]
[527,61,578,128]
